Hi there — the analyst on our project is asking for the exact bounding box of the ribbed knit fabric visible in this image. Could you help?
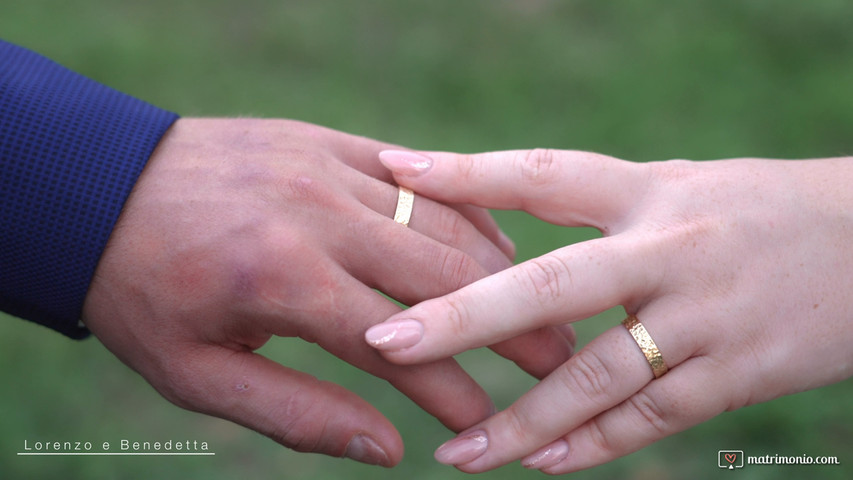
[0,40,179,338]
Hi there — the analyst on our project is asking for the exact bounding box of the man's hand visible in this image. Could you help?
[82,119,573,466]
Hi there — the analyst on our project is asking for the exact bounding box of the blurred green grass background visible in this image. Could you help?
[2,0,851,479]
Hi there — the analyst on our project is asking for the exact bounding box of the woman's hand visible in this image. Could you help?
[82,120,573,467]
[366,149,853,473]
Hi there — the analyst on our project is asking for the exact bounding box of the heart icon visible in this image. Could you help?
[725,453,737,464]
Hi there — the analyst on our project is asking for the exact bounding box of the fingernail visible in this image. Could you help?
[364,319,423,351]
[521,440,569,470]
[344,433,391,466]
[434,430,488,465]
[379,150,433,176]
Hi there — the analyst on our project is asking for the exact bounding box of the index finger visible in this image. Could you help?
[365,235,659,364]
[378,149,647,229]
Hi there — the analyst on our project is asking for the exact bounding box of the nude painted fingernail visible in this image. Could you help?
[364,319,424,350]
[521,440,569,470]
[344,433,391,466]
[379,150,433,176]
[434,431,489,465]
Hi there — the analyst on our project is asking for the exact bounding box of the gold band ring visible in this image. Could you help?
[393,186,415,227]
[622,314,669,378]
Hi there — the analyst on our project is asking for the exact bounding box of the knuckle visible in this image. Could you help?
[261,152,341,211]
[223,240,326,309]
[283,171,337,209]
[228,150,335,209]
[266,385,323,452]
[586,416,618,454]
[518,148,560,187]
[559,348,613,401]
[519,255,572,305]
[437,294,473,340]
[274,256,343,321]
[438,247,482,292]
[456,153,481,183]
[625,391,670,436]
[432,205,470,249]
[501,406,537,446]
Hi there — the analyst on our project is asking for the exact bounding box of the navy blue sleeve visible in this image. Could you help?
[0,39,179,338]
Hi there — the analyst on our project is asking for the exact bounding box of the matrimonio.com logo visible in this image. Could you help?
[718,450,744,470]
[717,449,841,470]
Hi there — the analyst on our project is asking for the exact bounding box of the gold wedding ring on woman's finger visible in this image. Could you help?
[394,186,415,227]
[622,314,669,378]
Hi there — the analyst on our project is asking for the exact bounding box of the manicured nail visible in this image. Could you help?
[379,150,433,176]
[364,319,424,351]
[434,431,488,465]
[344,433,391,466]
[521,440,569,470]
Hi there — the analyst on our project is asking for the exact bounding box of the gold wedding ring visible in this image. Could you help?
[393,186,414,227]
[622,314,669,378]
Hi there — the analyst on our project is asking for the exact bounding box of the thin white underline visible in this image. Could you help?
[17,452,215,456]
